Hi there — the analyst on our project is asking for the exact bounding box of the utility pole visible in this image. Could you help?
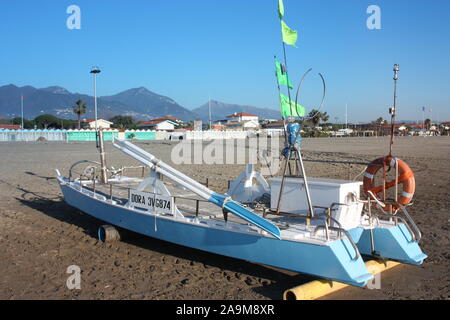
[208,97,212,130]
[345,103,348,130]
[20,94,24,130]
[422,106,425,132]
[21,94,24,141]
[430,108,432,127]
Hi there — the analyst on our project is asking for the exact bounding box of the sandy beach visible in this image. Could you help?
[0,136,448,300]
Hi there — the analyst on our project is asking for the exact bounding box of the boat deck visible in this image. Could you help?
[77,176,342,243]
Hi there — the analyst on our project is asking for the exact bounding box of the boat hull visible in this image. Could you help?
[356,225,427,265]
[58,180,373,286]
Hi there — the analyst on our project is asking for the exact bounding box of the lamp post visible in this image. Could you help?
[90,66,101,134]
[90,66,107,183]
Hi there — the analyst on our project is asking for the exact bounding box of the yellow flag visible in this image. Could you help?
[281,20,298,46]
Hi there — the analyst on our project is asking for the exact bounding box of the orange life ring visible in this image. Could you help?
[363,156,415,210]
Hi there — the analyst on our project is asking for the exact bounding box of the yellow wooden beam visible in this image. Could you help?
[283,260,400,300]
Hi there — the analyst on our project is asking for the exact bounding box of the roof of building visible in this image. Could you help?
[226,112,258,118]
[263,121,285,128]
[84,119,113,124]
[380,123,425,129]
[137,119,178,126]
[152,116,182,122]
[0,124,21,130]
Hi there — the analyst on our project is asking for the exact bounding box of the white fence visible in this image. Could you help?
[0,130,67,142]
[175,130,256,140]
[0,129,280,142]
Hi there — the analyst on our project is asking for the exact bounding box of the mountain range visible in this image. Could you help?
[0,84,280,122]
[193,100,280,122]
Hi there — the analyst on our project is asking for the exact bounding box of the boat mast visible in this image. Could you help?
[275,1,314,221]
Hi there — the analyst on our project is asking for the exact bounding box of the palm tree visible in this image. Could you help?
[373,117,385,136]
[73,100,87,129]
[305,109,329,137]
[424,118,431,130]
[375,117,384,125]
[307,109,329,127]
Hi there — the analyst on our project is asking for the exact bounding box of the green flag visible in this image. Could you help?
[278,0,284,19]
[275,60,293,89]
[279,93,305,117]
[281,20,298,46]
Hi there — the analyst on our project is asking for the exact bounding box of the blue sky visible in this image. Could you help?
[0,0,449,122]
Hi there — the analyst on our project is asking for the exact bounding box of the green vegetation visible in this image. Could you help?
[1,115,76,129]
[424,118,431,130]
[109,115,136,130]
[306,109,329,127]
[11,117,36,129]
[72,99,87,129]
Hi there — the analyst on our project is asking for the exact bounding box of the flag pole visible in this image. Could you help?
[274,55,288,145]
[282,42,294,121]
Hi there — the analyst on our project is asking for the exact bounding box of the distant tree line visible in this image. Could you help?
[0,115,77,130]
[0,114,140,130]
[109,115,137,130]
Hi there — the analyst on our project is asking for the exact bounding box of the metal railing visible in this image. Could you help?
[264,206,360,260]
[366,191,422,243]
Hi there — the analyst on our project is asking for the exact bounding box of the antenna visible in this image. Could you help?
[389,64,399,155]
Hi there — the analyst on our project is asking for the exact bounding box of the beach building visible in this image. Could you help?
[84,119,113,129]
[137,118,178,131]
[226,112,259,123]
[223,112,260,130]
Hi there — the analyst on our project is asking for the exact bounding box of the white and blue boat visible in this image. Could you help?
[56,134,426,288]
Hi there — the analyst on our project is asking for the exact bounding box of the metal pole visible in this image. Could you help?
[276,44,297,216]
[389,64,399,156]
[274,55,288,146]
[21,94,24,129]
[345,103,348,130]
[94,73,98,133]
[430,108,432,131]
[275,147,292,215]
[208,97,212,130]
[91,67,101,147]
[422,107,425,133]
[21,94,24,141]
[98,130,108,184]
[282,43,294,120]
[295,146,315,220]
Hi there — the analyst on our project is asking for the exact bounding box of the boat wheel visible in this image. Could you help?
[98,225,121,242]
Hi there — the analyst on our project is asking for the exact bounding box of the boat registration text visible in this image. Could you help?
[129,190,173,215]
